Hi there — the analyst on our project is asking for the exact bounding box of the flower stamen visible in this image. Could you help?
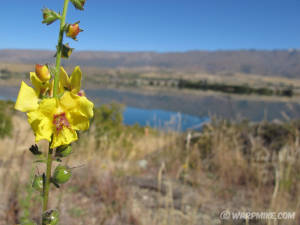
[53,112,70,132]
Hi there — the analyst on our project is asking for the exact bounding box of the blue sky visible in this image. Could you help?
[1,0,300,52]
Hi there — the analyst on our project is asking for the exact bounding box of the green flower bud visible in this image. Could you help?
[32,175,43,192]
[42,209,59,225]
[70,0,86,10]
[53,165,72,184]
[42,8,61,25]
[55,145,73,157]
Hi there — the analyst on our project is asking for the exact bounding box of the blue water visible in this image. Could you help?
[0,88,209,132]
[124,107,209,131]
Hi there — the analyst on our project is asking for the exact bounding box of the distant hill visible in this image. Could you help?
[1,49,300,78]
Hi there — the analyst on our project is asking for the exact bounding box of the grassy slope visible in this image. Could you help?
[0,105,299,225]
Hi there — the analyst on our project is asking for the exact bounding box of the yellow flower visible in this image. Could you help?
[15,82,94,148]
[59,66,82,94]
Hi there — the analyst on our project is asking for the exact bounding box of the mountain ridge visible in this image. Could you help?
[1,49,300,78]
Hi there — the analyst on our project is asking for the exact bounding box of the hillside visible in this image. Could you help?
[0,101,300,224]
[1,49,300,78]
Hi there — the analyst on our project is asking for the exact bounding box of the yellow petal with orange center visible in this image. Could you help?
[51,127,78,148]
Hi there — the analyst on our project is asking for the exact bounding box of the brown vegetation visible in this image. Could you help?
[0,104,299,225]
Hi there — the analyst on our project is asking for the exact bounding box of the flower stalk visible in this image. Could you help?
[54,0,70,99]
[42,0,70,215]
[14,0,92,223]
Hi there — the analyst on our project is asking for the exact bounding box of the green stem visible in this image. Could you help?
[42,0,70,214]
[53,0,70,98]
[43,147,53,212]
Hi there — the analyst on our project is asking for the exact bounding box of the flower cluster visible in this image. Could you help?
[15,65,93,148]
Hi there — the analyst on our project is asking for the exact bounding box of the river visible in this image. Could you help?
[1,86,300,131]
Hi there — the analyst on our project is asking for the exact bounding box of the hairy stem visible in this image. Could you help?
[42,0,70,214]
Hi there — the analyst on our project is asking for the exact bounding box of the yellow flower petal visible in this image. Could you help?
[70,66,82,94]
[30,72,42,93]
[60,92,94,119]
[27,110,52,143]
[39,98,57,116]
[15,81,39,112]
[51,127,78,148]
[60,91,78,110]
[67,112,90,131]
[30,72,49,96]
[60,66,70,89]
[77,96,94,119]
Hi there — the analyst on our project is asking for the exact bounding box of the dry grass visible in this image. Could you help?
[0,114,300,225]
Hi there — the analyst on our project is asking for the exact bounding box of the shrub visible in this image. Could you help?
[93,102,124,146]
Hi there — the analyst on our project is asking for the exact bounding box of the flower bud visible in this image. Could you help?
[42,8,61,25]
[61,44,74,58]
[32,175,43,192]
[29,144,42,155]
[53,165,72,184]
[35,64,51,82]
[42,209,59,225]
[55,145,73,157]
[70,0,86,10]
[66,23,83,40]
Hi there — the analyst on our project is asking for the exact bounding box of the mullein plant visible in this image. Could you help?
[14,0,92,224]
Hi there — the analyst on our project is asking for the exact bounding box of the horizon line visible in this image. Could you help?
[0,47,299,53]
